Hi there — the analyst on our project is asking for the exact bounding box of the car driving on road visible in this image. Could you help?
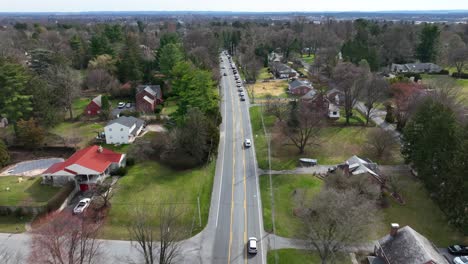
[247,237,257,254]
[73,198,91,214]
[244,139,251,147]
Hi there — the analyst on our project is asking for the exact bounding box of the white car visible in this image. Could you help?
[73,198,91,214]
[126,102,132,108]
[118,102,125,109]
[247,237,257,254]
[244,139,251,147]
[239,91,245,96]
[454,256,468,264]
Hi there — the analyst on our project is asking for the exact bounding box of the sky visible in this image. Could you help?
[1,0,468,13]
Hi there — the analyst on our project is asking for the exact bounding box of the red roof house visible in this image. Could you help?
[135,85,163,113]
[42,145,125,191]
[85,95,102,116]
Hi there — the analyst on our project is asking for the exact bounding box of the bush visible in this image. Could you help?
[429,69,449,75]
[402,72,422,82]
[154,104,163,114]
[126,157,135,166]
[451,72,468,79]
[111,166,128,176]
[120,110,140,118]
[14,207,24,217]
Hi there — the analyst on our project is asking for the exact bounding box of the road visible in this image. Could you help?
[211,53,266,264]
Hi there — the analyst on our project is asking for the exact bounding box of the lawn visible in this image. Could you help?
[0,215,30,233]
[260,174,323,237]
[49,121,105,148]
[69,97,91,119]
[301,54,315,64]
[267,249,348,264]
[161,98,178,116]
[374,172,468,246]
[100,160,215,240]
[0,177,61,206]
[336,108,369,126]
[250,106,402,170]
[421,74,468,106]
[250,80,289,98]
[258,67,273,80]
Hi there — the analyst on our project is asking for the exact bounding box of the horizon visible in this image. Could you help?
[1,0,468,13]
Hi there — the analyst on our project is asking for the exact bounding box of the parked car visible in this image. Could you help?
[237,83,241,87]
[240,96,245,101]
[328,166,337,173]
[454,256,468,264]
[221,66,225,69]
[126,102,132,108]
[223,73,227,76]
[239,91,245,96]
[449,245,468,255]
[238,87,243,92]
[247,237,257,254]
[118,102,125,109]
[73,198,91,214]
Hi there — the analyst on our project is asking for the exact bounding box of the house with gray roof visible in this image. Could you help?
[337,155,383,185]
[371,224,449,264]
[288,79,313,96]
[391,63,442,74]
[104,116,145,144]
[270,62,297,79]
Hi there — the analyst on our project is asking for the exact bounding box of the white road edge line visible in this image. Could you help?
[215,59,228,227]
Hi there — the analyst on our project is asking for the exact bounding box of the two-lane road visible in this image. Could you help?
[212,53,265,264]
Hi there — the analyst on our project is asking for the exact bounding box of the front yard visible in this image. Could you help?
[49,121,104,148]
[421,74,468,106]
[249,80,289,98]
[268,249,348,264]
[260,171,468,246]
[301,54,315,64]
[250,106,402,170]
[100,160,215,240]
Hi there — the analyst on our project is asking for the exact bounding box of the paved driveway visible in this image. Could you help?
[1,158,64,176]
[111,105,136,118]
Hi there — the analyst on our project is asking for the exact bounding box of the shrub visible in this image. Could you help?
[111,166,128,176]
[429,69,449,75]
[401,72,422,82]
[154,105,163,114]
[126,157,135,166]
[451,72,468,79]
[14,208,24,217]
[0,139,10,167]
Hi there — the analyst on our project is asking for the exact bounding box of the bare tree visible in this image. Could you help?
[300,188,378,264]
[447,37,468,78]
[360,74,389,126]
[92,182,115,209]
[29,212,103,264]
[85,69,120,92]
[128,203,185,264]
[264,95,289,122]
[46,66,81,119]
[280,101,323,154]
[333,62,367,125]
[365,128,398,159]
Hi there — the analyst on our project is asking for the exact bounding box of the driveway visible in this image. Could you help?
[0,158,64,176]
[111,105,136,118]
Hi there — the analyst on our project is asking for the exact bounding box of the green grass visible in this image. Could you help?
[375,173,468,246]
[258,67,273,80]
[250,106,402,170]
[70,97,91,119]
[301,54,315,64]
[0,215,30,233]
[50,121,104,148]
[336,108,370,126]
[162,99,178,116]
[0,177,61,206]
[100,160,215,240]
[421,74,468,106]
[260,174,323,237]
[267,249,348,264]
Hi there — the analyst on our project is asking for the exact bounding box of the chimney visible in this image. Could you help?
[390,223,400,237]
[343,161,350,176]
[97,145,103,153]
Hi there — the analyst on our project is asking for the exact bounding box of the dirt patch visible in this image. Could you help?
[7,147,74,164]
[249,79,288,98]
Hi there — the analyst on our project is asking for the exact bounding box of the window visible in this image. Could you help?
[110,136,113,139]
[120,128,123,131]
[333,112,337,115]
[109,128,112,131]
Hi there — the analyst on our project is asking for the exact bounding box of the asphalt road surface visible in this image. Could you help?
[211,54,266,264]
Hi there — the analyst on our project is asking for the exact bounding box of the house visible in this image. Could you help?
[370,224,449,264]
[270,62,297,79]
[42,145,125,192]
[135,85,163,113]
[104,116,145,144]
[337,155,384,185]
[391,63,442,74]
[326,88,345,106]
[85,95,102,116]
[288,79,313,96]
[268,52,283,63]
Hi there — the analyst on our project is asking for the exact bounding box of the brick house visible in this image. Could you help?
[288,79,313,96]
[85,95,102,116]
[135,85,163,113]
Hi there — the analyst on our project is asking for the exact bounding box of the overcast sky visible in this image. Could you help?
[1,0,468,12]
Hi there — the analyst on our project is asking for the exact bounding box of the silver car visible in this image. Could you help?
[247,237,257,254]
[73,198,91,214]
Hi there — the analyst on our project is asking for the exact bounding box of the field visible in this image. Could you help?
[249,80,289,98]
[260,174,323,237]
[0,176,61,206]
[258,67,273,80]
[267,249,348,264]
[100,160,215,240]
[49,121,105,148]
[250,106,402,170]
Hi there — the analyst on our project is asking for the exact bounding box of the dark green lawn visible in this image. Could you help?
[100,160,215,240]
[268,249,348,264]
[301,54,315,64]
[0,177,61,206]
[260,174,323,237]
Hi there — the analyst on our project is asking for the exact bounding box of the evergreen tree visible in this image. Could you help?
[158,43,183,76]
[0,139,9,167]
[90,35,114,57]
[416,24,440,62]
[117,34,143,82]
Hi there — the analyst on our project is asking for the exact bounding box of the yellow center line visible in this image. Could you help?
[227,70,237,264]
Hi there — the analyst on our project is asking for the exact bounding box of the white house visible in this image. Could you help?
[104,116,145,144]
[328,103,340,119]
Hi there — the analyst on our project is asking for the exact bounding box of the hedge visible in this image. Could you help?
[45,182,75,212]
[451,72,468,79]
